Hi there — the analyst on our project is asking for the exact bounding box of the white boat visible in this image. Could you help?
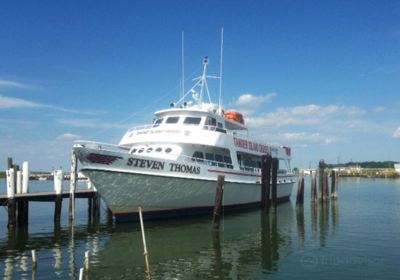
[73,57,295,221]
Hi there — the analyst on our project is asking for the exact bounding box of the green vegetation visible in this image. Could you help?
[0,171,4,178]
[327,161,397,169]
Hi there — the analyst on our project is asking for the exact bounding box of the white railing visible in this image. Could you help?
[73,141,128,153]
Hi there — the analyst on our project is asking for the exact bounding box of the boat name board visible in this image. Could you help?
[127,157,200,174]
[233,137,270,154]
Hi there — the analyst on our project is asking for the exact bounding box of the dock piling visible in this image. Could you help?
[6,169,16,229]
[322,170,329,201]
[54,170,63,223]
[261,155,271,211]
[31,249,37,269]
[69,151,77,221]
[310,171,317,203]
[331,170,338,199]
[83,250,90,271]
[318,160,326,201]
[138,206,151,279]
[212,175,225,230]
[296,172,304,206]
[271,158,278,209]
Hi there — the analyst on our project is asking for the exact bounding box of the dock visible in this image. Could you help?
[0,189,96,204]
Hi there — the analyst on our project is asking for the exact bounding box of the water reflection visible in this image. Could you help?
[0,199,342,279]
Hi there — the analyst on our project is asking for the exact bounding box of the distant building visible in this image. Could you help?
[395,163,400,173]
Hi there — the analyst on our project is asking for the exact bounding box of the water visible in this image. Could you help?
[0,177,399,279]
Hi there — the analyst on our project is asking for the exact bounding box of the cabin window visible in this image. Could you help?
[153,118,163,127]
[205,153,216,166]
[146,147,153,153]
[166,117,179,124]
[130,148,137,154]
[224,156,233,169]
[205,117,216,127]
[216,122,226,133]
[155,147,162,152]
[215,154,224,167]
[184,117,201,125]
[165,148,172,153]
[138,148,144,153]
[192,151,204,163]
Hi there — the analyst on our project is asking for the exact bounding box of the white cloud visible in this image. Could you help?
[373,106,386,113]
[234,93,276,107]
[0,79,31,91]
[0,95,44,109]
[246,104,365,127]
[56,133,83,141]
[231,92,277,115]
[0,95,103,115]
[260,131,338,145]
[393,127,400,138]
[56,118,128,129]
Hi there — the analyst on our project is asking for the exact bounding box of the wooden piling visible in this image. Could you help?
[325,170,330,201]
[138,206,151,279]
[318,160,326,201]
[92,190,100,220]
[271,158,279,209]
[212,175,225,230]
[310,170,317,203]
[83,251,90,271]
[31,249,37,269]
[53,170,63,223]
[69,151,77,221]
[261,154,271,210]
[106,208,113,223]
[331,170,338,199]
[6,169,16,229]
[296,172,304,206]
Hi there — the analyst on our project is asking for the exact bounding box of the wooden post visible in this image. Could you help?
[6,169,16,229]
[22,161,29,194]
[271,158,279,209]
[83,251,90,271]
[69,151,77,221]
[323,170,329,201]
[138,206,151,279]
[92,190,100,220]
[79,268,84,280]
[318,160,325,201]
[54,170,63,223]
[106,207,113,223]
[261,154,271,210]
[331,170,338,199]
[296,172,304,206]
[212,175,225,230]
[310,170,317,203]
[7,157,13,170]
[21,161,30,226]
[16,170,22,194]
[31,249,37,269]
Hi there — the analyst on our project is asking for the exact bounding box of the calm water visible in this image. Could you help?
[0,177,399,279]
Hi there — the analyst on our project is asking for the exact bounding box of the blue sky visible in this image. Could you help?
[1,0,400,170]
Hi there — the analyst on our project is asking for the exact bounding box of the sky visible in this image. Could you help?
[1,0,400,170]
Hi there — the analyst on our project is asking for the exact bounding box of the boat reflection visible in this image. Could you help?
[0,199,340,279]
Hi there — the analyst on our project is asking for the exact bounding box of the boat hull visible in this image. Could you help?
[81,168,293,222]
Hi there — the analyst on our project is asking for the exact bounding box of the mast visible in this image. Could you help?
[181,31,185,101]
[219,27,224,110]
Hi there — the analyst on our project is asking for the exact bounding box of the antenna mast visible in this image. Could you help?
[219,27,224,110]
[181,31,185,101]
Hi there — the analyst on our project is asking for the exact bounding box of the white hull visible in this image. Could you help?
[83,169,293,213]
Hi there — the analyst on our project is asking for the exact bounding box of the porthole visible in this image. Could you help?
[165,148,172,153]
[146,147,153,153]
[131,148,137,154]
[155,147,162,152]
[138,148,144,153]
